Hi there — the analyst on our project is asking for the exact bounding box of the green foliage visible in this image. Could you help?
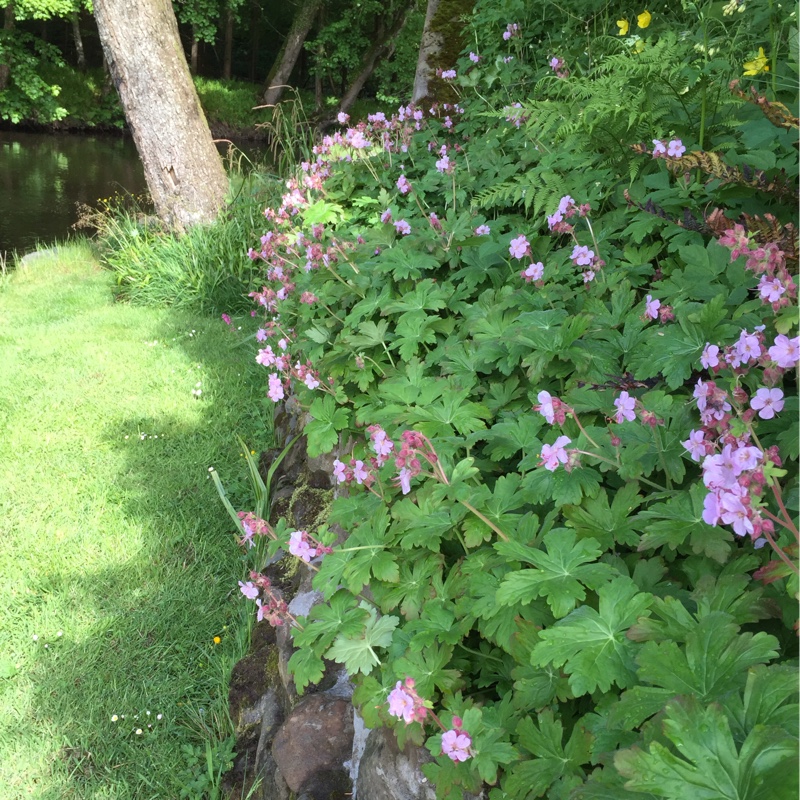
[0,29,67,122]
[211,0,798,797]
[97,170,284,313]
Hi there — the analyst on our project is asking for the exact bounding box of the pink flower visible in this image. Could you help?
[768,334,799,368]
[387,682,415,723]
[333,459,348,484]
[750,387,784,419]
[395,219,411,236]
[547,210,563,229]
[557,195,575,215]
[701,343,720,369]
[667,139,686,158]
[736,330,762,363]
[682,429,706,461]
[256,328,268,342]
[474,224,491,236]
[582,270,595,284]
[758,276,785,303]
[719,492,754,537]
[441,729,472,762]
[503,22,519,40]
[469,52,480,63]
[337,111,350,125]
[352,459,370,484]
[652,139,667,157]
[441,69,456,80]
[435,154,451,173]
[268,373,284,402]
[288,530,316,562]
[702,491,721,526]
[614,391,636,423]
[522,261,544,282]
[397,175,411,194]
[304,373,320,390]
[571,244,594,266]
[397,467,412,495]
[256,346,276,367]
[380,209,392,224]
[540,435,571,471]
[221,313,232,325]
[535,390,556,423]
[509,235,530,259]
[238,580,259,600]
[644,295,661,320]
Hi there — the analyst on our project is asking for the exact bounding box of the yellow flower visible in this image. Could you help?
[617,19,630,35]
[637,10,652,28]
[743,47,770,75]
[213,636,221,645]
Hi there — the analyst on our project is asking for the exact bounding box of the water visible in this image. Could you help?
[0,131,148,256]
[0,132,268,257]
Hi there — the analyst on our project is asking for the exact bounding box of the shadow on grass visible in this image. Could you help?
[20,312,272,799]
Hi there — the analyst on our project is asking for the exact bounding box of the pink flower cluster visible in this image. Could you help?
[237,511,271,549]
[332,428,439,496]
[652,138,686,158]
[505,102,529,128]
[642,294,674,323]
[240,571,290,626]
[388,678,428,723]
[387,678,472,763]
[717,225,797,311]
[685,329,797,544]
[549,56,569,79]
[503,22,520,40]
[288,529,332,562]
[546,195,589,233]
[701,330,798,376]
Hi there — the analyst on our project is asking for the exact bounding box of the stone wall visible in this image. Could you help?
[223,400,485,800]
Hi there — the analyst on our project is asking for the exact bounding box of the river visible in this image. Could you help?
[0,131,266,258]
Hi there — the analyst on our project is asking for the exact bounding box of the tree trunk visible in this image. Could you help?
[262,0,323,106]
[190,24,199,74]
[222,6,234,80]
[411,0,440,104]
[93,0,229,231]
[249,0,260,82]
[338,3,413,116]
[71,10,86,71]
[0,3,15,93]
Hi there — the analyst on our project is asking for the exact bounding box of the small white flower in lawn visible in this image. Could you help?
[135,728,142,735]
[111,715,119,722]
[44,644,49,649]
[125,435,129,439]
[208,467,215,472]
[146,710,151,716]
[32,634,38,641]
[156,714,163,720]
[56,631,63,637]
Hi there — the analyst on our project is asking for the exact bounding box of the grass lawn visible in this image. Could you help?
[0,244,270,799]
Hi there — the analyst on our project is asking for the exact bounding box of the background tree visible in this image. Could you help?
[261,0,324,106]
[93,0,228,230]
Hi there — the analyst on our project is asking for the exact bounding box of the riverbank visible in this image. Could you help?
[0,244,271,797]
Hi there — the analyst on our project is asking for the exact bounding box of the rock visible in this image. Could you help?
[356,727,436,800]
[272,694,355,795]
[356,727,486,800]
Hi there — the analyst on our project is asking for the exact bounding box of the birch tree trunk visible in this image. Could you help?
[261,0,323,106]
[338,2,414,116]
[71,10,86,71]
[411,0,440,103]
[222,6,234,80]
[93,0,228,231]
